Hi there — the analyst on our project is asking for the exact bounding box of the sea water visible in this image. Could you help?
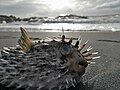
[0,22,120,32]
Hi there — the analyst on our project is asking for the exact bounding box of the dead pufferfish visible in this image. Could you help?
[0,27,100,90]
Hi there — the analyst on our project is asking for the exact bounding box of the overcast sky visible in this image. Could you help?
[0,0,120,18]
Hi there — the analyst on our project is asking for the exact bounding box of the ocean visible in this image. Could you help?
[0,22,120,32]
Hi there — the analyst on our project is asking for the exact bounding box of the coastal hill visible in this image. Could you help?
[0,14,88,24]
[0,14,120,24]
[0,15,21,23]
[55,14,88,19]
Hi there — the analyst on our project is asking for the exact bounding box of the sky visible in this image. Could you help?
[0,0,120,18]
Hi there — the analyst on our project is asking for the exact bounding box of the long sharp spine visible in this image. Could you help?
[85,40,89,44]
[66,79,69,84]
[75,36,81,48]
[73,79,77,84]
[92,56,101,59]
[92,52,98,55]
[72,83,75,87]
[87,46,93,51]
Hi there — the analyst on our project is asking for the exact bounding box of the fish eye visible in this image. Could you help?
[60,44,71,55]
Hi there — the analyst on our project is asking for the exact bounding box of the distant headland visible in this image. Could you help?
[0,14,120,24]
[0,14,88,23]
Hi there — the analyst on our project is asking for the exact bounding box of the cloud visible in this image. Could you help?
[0,0,24,5]
[73,0,120,15]
[95,0,120,9]
[0,0,120,17]
[0,0,51,17]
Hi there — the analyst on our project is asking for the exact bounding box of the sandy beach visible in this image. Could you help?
[0,31,120,90]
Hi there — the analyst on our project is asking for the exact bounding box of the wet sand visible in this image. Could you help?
[0,31,120,90]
